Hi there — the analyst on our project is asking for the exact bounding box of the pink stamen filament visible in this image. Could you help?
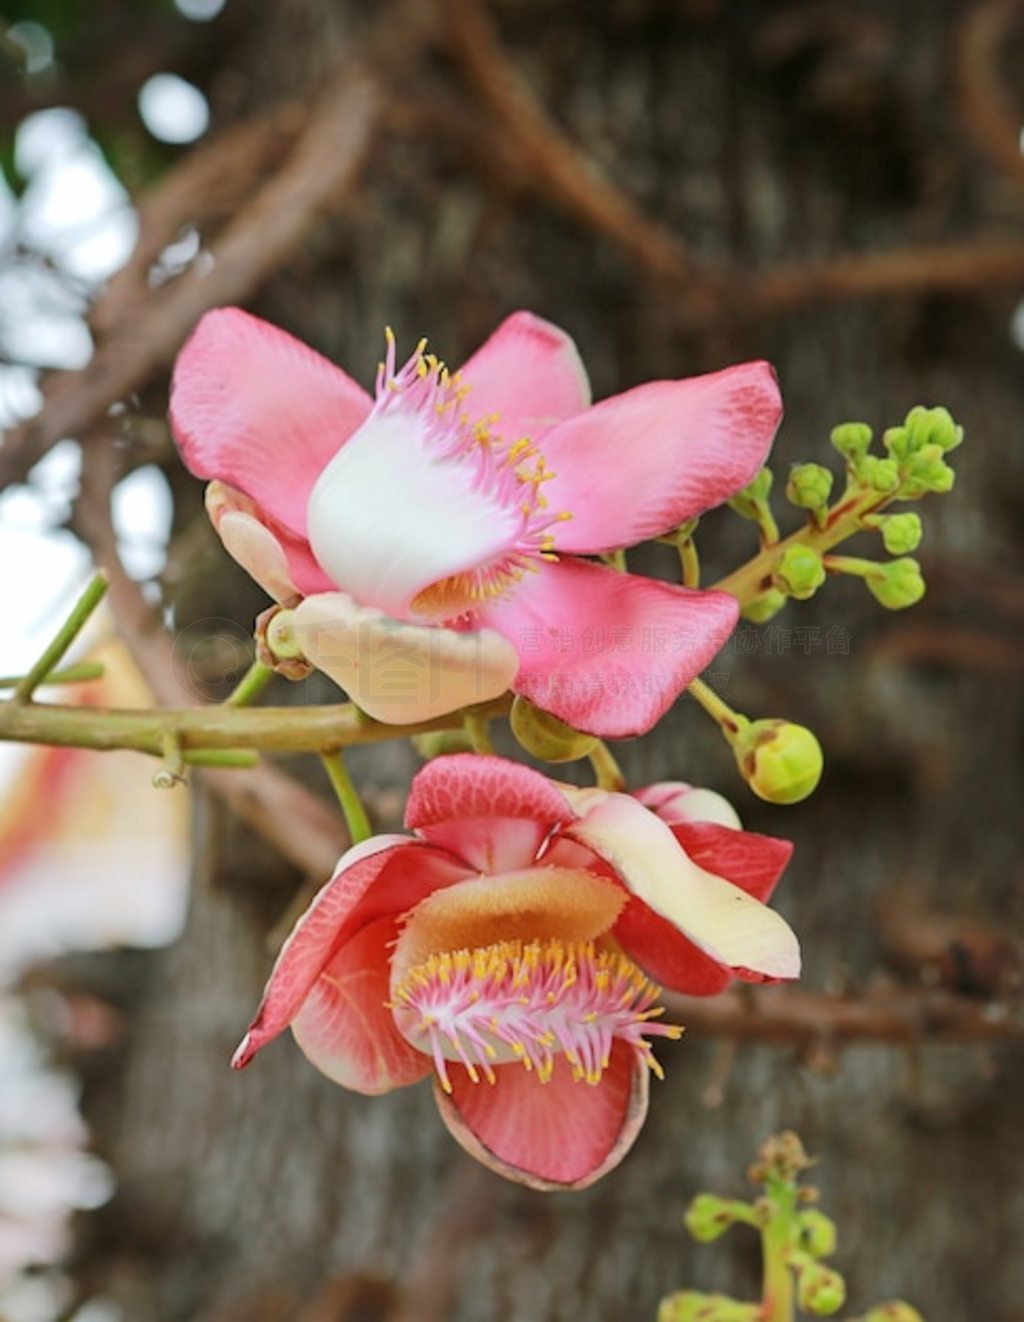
[392,939,683,1094]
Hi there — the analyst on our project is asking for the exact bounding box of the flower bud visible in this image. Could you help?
[797,1209,837,1258]
[786,463,834,511]
[866,558,925,610]
[797,1263,846,1315]
[728,467,774,521]
[734,719,824,805]
[857,455,901,493]
[266,608,304,661]
[742,589,787,623]
[659,1292,758,1321]
[903,404,962,453]
[860,1303,925,1322]
[510,696,597,763]
[255,605,313,680]
[878,513,922,555]
[684,1193,741,1242]
[773,545,826,601]
[830,422,872,461]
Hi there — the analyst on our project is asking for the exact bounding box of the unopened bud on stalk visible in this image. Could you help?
[773,545,826,601]
[742,589,787,623]
[733,721,824,805]
[684,1194,743,1243]
[786,463,834,511]
[859,1304,925,1322]
[797,1263,846,1315]
[866,558,925,610]
[797,1209,837,1258]
[728,467,774,520]
[510,696,597,762]
[830,422,872,462]
[255,605,313,680]
[658,1293,758,1322]
[878,513,923,555]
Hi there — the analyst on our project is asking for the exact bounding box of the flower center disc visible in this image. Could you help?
[391,938,682,1093]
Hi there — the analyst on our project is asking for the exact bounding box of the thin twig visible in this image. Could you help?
[957,0,1024,193]
[11,574,108,703]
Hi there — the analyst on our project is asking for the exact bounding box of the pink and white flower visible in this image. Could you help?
[233,755,797,1189]
[171,309,782,736]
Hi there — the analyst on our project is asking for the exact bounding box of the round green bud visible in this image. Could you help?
[659,1295,757,1322]
[510,696,597,762]
[265,608,304,661]
[786,463,834,511]
[904,404,963,453]
[728,467,774,521]
[797,1263,846,1315]
[857,455,901,493]
[773,545,826,601]
[797,1209,837,1258]
[742,589,787,624]
[879,513,922,555]
[861,1303,925,1322]
[830,422,873,460]
[684,1193,738,1243]
[866,558,925,610]
[734,719,824,805]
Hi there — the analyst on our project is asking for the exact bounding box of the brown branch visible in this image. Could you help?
[665,984,1023,1046]
[76,440,346,881]
[0,74,381,489]
[957,0,1024,192]
[445,0,725,313]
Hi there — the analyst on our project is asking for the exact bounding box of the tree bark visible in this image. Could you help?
[73,2,1024,1318]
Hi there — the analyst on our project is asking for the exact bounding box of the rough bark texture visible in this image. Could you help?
[67,2,1023,1319]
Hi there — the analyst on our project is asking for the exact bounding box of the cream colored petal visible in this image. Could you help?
[568,791,800,980]
[291,591,519,723]
[205,480,298,601]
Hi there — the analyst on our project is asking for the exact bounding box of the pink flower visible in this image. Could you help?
[233,755,797,1189]
[171,309,781,736]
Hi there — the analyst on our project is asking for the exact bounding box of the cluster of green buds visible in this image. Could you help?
[658,1132,925,1322]
[727,405,962,622]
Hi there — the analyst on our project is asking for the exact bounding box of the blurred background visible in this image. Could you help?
[1,1,1022,1319]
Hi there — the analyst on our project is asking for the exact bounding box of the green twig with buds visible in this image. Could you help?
[658,1132,924,1322]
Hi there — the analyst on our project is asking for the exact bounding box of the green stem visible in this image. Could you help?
[822,553,883,579]
[320,749,372,844]
[712,488,890,607]
[0,661,106,689]
[463,709,496,754]
[760,1179,797,1322]
[687,677,748,744]
[225,659,274,707]
[678,536,700,589]
[588,739,626,791]
[152,730,186,789]
[12,572,109,703]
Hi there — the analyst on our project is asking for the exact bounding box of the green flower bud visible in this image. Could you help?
[903,404,963,453]
[658,1294,758,1322]
[797,1263,846,1315]
[786,463,834,511]
[796,1209,837,1258]
[773,545,826,601]
[728,467,773,520]
[510,696,597,762]
[866,558,925,610]
[830,422,872,461]
[265,608,304,661]
[684,1193,740,1243]
[857,455,901,493]
[878,513,922,555]
[742,589,787,624]
[860,1303,925,1322]
[733,719,824,805]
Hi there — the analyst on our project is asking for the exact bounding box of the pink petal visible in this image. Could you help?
[205,480,334,600]
[670,822,793,905]
[405,753,575,870]
[566,791,800,983]
[290,915,431,1095]
[634,781,742,830]
[232,837,471,1068]
[479,558,739,737]
[170,307,372,538]
[434,1041,649,1190]
[291,592,519,723]
[458,311,591,443]
[538,362,782,553]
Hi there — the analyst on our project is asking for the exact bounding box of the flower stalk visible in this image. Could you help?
[11,572,108,703]
[320,749,373,844]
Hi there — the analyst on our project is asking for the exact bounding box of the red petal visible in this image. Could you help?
[434,1041,649,1190]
